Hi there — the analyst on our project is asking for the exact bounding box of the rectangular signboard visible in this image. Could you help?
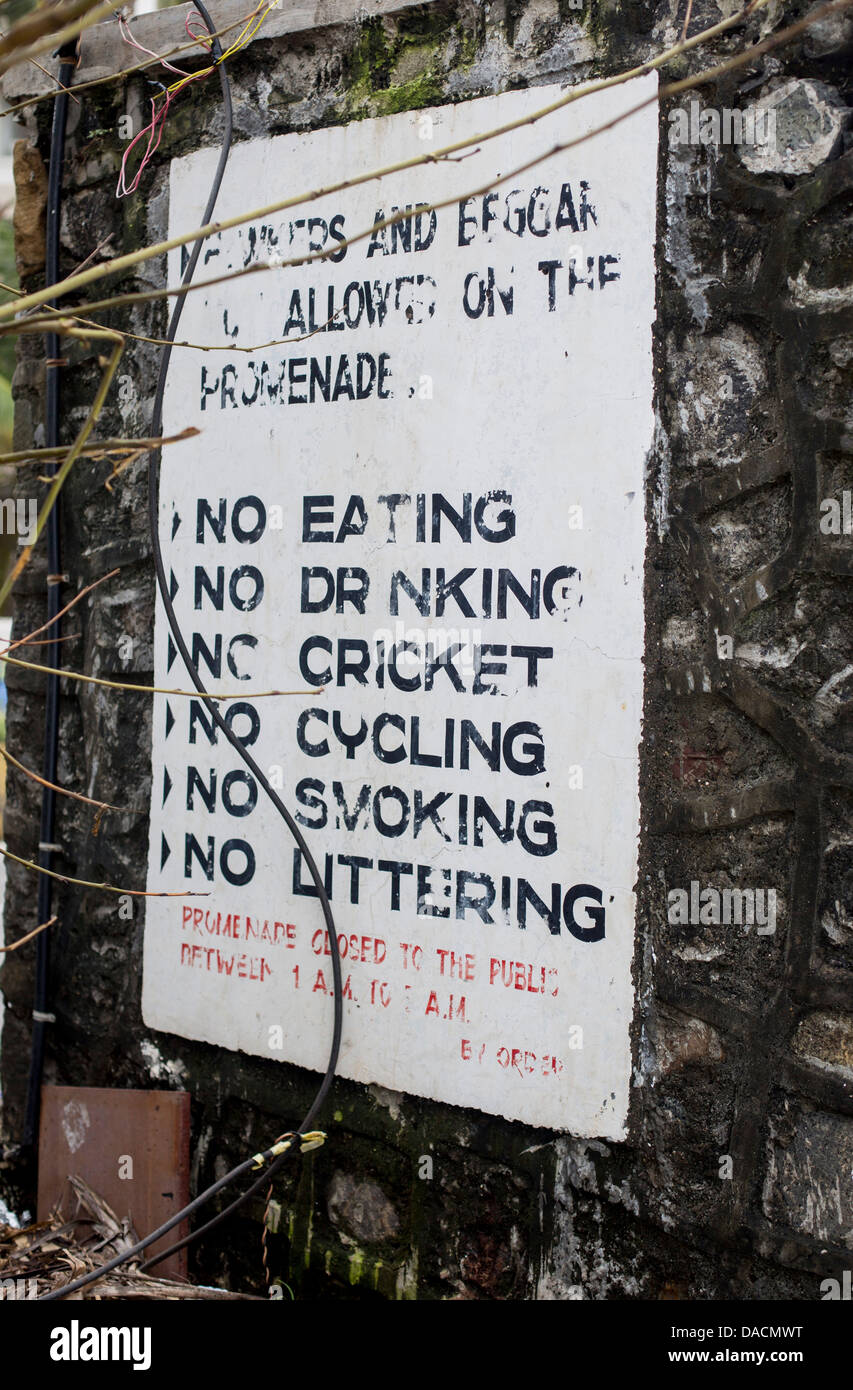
[143,77,658,1136]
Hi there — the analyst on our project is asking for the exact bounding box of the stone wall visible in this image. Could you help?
[1,0,851,1299]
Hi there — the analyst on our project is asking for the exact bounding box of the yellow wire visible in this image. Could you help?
[221,1,273,57]
[161,1,276,99]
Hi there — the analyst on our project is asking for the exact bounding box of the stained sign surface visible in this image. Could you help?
[144,77,658,1136]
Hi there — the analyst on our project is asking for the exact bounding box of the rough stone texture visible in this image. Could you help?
[737,76,847,176]
[792,1010,853,1079]
[11,139,46,278]
[327,1171,401,1244]
[0,0,851,1300]
[762,1105,853,1250]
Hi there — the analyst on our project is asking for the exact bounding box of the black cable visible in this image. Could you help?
[39,1,343,1299]
[23,37,80,1151]
[138,1137,292,1272]
[40,1138,310,1302]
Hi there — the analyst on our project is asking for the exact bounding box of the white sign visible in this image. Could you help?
[143,77,658,1137]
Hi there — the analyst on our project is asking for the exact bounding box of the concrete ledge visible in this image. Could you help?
[1,0,440,103]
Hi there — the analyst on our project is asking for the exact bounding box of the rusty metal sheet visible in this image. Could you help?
[38,1086,191,1280]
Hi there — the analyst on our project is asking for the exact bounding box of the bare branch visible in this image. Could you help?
[0,331,125,609]
[0,428,199,468]
[7,299,344,355]
[0,915,57,954]
[0,1,120,79]
[0,269,269,338]
[0,569,119,657]
[0,748,132,834]
[0,846,209,897]
[0,0,785,324]
[2,652,322,701]
[0,6,259,120]
[4,0,845,338]
[26,57,81,104]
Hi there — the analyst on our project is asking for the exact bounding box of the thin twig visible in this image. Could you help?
[7,631,79,647]
[0,846,209,897]
[0,915,57,955]
[0,746,130,820]
[27,57,81,104]
[2,652,321,700]
[69,235,116,277]
[681,0,695,43]
[0,0,120,80]
[48,305,345,355]
[0,428,199,467]
[0,331,125,609]
[2,269,269,338]
[0,568,119,657]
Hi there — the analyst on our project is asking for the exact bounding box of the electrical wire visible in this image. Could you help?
[38,0,343,1300]
[116,0,276,196]
[22,36,79,1152]
[139,1133,301,1272]
[40,1134,323,1302]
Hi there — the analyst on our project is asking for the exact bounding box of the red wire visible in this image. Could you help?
[116,9,215,198]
